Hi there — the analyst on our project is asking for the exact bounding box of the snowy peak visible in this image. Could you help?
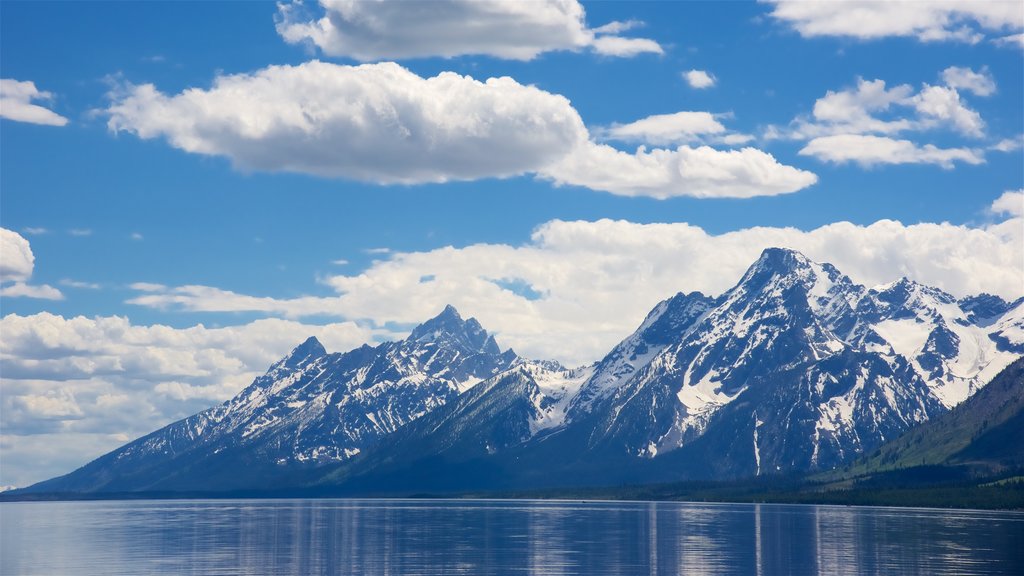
[744,246,813,277]
[409,305,501,355]
[279,336,327,369]
[869,277,957,318]
[726,247,862,327]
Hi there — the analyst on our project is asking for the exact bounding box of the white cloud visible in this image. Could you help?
[590,35,664,57]
[990,137,1023,152]
[9,390,84,420]
[990,189,1024,218]
[22,227,48,236]
[106,61,816,200]
[107,61,586,184]
[600,111,727,145]
[993,32,1024,48]
[683,69,716,89]
[0,228,63,300]
[68,228,93,237]
[275,0,662,61]
[127,284,346,318]
[799,134,984,168]
[911,84,985,137]
[592,19,643,35]
[0,283,64,301]
[1,228,35,283]
[767,0,1024,44]
[772,72,1005,168]
[545,143,818,199]
[0,79,69,126]
[806,78,915,136]
[782,77,986,140]
[941,66,997,97]
[130,232,144,241]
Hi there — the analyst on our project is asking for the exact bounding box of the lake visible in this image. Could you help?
[1,499,1022,575]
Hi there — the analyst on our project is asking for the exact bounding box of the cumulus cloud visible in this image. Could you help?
[106,61,816,199]
[683,69,716,89]
[0,79,69,126]
[799,134,984,168]
[0,314,394,486]
[545,143,817,199]
[107,61,585,184]
[0,228,63,300]
[990,189,1024,218]
[804,78,916,136]
[911,84,985,137]
[782,76,987,140]
[941,66,997,97]
[124,214,1023,367]
[767,0,1024,44]
[1,228,34,283]
[275,0,662,61]
[771,71,1008,168]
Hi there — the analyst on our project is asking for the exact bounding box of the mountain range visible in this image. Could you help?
[21,248,1024,495]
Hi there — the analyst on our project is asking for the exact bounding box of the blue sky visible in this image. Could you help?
[1,1,1022,488]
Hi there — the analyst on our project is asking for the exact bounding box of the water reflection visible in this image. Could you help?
[1,499,1022,575]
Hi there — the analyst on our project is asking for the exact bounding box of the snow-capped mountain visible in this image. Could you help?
[21,248,1023,494]
[571,248,1021,476]
[28,305,517,492]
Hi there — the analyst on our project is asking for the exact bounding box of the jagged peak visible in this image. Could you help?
[732,247,842,295]
[871,276,956,305]
[290,334,325,356]
[738,247,815,283]
[756,246,811,266]
[279,336,326,368]
[408,305,500,354]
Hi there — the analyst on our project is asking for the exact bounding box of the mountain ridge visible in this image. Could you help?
[18,247,1023,495]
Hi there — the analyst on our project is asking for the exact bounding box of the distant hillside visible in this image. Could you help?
[839,357,1024,479]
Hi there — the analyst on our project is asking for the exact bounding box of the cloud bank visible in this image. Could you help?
[125,210,1023,366]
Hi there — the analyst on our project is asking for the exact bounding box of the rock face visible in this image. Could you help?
[24,248,1024,494]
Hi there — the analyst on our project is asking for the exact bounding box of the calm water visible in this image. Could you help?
[1,499,1022,575]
